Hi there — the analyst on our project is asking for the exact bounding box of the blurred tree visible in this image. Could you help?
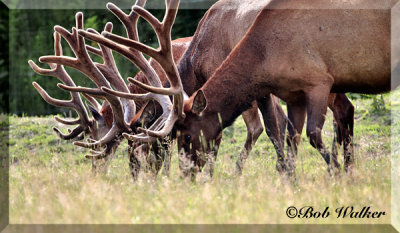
[0,2,9,113]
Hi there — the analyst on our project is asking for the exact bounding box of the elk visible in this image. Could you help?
[31,0,360,179]
[163,0,394,174]
[78,0,287,176]
[81,0,357,177]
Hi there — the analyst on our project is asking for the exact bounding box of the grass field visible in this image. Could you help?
[8,94,394,224]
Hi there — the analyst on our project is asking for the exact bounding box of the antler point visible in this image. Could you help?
[106,2,115,9]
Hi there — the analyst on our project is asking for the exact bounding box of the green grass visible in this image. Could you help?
[8,95,393,224]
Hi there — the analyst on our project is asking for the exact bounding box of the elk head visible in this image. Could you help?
[174,90,223,174]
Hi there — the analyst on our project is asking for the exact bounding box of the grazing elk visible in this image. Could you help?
[158,0,394,174]
[82,0,357,177]
[80,0,286,176]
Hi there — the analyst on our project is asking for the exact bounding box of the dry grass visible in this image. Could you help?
[8,95,392,224]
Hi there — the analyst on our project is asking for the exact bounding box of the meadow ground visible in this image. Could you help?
[8,93,395,224]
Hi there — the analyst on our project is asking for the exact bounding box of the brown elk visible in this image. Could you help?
[79,0,286,176]
[31,0,360,179]
[166,0,394,174]
[80,0,359,177]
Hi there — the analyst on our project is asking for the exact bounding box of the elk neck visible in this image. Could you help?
[199,56,267,128]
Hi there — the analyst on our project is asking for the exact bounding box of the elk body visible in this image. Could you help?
[173,0,395,174]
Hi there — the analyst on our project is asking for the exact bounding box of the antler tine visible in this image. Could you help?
[54,116,81,125]
[53,125,85,140]
[57,83,106,98]
[85,148,108,160]
[32,82,74,108]
[73,124,121,149]
[86,44,103,57]
[101,86,159,102]
[107,0,147,41]
[82,93,102,111]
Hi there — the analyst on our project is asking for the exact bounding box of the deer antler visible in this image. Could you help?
[79,0,185,142]
[29,32,93,140]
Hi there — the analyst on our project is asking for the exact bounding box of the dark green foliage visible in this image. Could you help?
[8,8,206,116]
[0,2,9,113]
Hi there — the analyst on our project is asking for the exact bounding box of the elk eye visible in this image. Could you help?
[184,134,191,143]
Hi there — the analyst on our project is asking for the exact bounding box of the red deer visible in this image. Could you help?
[80,0,360,177]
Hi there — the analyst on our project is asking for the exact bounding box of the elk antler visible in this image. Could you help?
[29,32,93,140]
[79,0,185,142]
[31,12,134,159]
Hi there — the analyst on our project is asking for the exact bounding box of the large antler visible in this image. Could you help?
[32,12,133,156]
[29,32,93,140]
[78,0,185,143]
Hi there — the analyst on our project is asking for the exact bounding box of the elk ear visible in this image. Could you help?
[191,90,207,116]
[89,105,103,122]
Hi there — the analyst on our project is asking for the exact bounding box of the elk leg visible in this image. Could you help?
[286,99,307,174]
[331,119,340,164]
[148,141,164,177]
[328,94,341,168]
[276,99,287,149]
[161,140,172,177]
[328,93,354,172]
[257,95,286,172]
[306,88,340,172]
[235,101,264,174]
[129,142,148,181]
